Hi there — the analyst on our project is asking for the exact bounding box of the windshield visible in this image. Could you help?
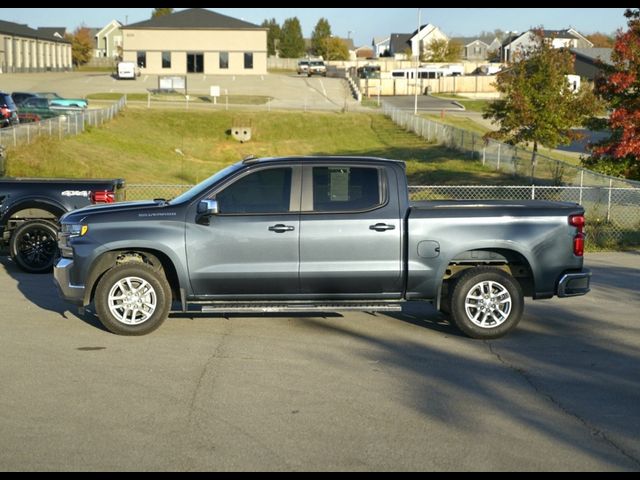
[169,162,245,205]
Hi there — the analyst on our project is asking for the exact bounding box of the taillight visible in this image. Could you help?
[0,107,9,118]
[569,214,585,256]
[91,190,115,203]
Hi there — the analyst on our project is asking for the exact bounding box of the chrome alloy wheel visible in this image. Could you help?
[464,280,512,329]
[107,276,157,325]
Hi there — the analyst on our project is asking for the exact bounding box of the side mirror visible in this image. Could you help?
[197,199,219,215]
[196,199,218,225]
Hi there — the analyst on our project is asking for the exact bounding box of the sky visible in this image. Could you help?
[0,8,631,46]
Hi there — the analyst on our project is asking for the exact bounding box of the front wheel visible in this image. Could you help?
[94,263,172,336]
[449,267,524,339]
[9,219,59,273]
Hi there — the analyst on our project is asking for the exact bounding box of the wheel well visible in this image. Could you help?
[86,249,180,305]
[442,249,534,298]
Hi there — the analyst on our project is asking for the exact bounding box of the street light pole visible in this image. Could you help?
[414,8,421,115]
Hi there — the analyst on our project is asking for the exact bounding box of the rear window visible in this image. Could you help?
[1,94,16,108]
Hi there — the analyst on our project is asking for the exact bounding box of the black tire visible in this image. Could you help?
[9,219,59,273]
[94,263,172,336]
[449,267,524,339]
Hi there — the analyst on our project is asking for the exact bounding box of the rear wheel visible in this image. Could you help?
[94,263,172,336]
[449,267,524,339]
[9,220,59,273]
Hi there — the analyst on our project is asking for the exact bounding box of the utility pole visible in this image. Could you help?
[414,8,421,115]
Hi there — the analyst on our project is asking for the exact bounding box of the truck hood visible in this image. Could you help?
[61,200,166,223]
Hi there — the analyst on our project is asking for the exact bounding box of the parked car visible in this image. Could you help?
[17,97,70,122]
[308,60,327,77]
[0,92,20,128]
[297,60,309,75]
[54,156,591,338]
[36,92,88,109]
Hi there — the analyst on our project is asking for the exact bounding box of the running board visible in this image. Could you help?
[199,303,402,314]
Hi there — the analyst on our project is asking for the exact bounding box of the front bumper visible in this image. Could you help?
[557,270,591,297]
[53,258,85,305]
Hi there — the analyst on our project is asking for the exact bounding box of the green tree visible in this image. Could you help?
[311,18,332,58]
[261,18,281,57]
[68,26,93,67]
[322,37,349,61]
[483,31,601,176]
[585,32,615,48]
[422,38,462,62]
[152,8,173,18]
[278,17,305,58]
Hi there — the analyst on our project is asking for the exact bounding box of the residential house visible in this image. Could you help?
[95,20,123,59]
[121,8,267,75]
[388,24,448,60]
[0,19,72,72]
[453,36,502,62]
[372,36,390,57]
[501,28,593,62]
[570,48,613,81]
[388,33,412,59]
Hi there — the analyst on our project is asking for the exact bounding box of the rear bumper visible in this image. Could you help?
[53,258,85,306]
[557,270,591,297]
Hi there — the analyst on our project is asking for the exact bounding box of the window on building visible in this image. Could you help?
[137,51,146,68]
[244,52,253,70]
[219,52,229,69]
[162,51,171,69]
[187,53,204,73]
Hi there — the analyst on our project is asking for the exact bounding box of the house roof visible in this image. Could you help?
[123,8,261,30]
[570,47,613,65]
[0,19,70,43]
[389,33,412,53]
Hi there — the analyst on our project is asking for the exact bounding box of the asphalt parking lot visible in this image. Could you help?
[0,251,639,471]
[0,71,361,112]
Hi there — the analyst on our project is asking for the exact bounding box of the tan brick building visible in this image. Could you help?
[121,9,267,76]
[0,20,72,73]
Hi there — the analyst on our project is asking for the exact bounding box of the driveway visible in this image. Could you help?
[0,251,638,471]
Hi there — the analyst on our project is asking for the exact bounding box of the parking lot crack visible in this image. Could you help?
[187,327,230,423]
[485,341,640,469]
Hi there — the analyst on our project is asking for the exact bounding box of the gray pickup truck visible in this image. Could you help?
[54,157,590,339]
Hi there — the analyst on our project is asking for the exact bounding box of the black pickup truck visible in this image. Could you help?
[1,177,125,273]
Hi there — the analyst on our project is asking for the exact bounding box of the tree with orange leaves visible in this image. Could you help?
[584,9,640,180]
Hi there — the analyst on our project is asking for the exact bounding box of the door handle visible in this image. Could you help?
[369,223,396,232]
[268,224,295,233]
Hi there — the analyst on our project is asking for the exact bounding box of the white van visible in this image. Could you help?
[117,62,138,80]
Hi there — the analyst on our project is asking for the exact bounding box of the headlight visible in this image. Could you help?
[63,223,89,237]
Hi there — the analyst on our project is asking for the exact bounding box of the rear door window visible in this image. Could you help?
[311,166,383,212]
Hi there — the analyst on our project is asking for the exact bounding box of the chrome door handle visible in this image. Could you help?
[369,223,396,232]
[268,224,295,233]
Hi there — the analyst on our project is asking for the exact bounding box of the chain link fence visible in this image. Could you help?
[0,96,127,149]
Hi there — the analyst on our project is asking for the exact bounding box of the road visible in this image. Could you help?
[0,251,639,471]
